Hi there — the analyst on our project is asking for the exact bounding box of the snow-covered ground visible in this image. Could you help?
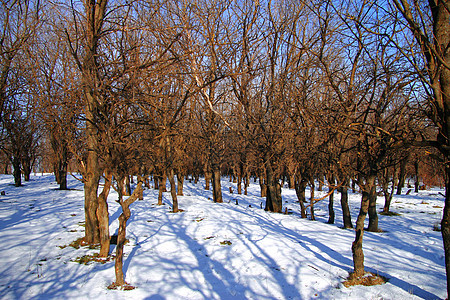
[0,174,445,299]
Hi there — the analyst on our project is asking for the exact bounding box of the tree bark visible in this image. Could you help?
[351,174,374,277]
[168,168,179,212]
[396,156,408,195]
[264,158,282,213]
[327,175,335,224]
[294,177,308,218]
[367,175,379,232]
[339,181,353,228]
[97,169,112,257]
[114,180,143,286]
[12,156,21,187]
[157,170,166,205]
[176,172,184,196]
[212,165,223,203]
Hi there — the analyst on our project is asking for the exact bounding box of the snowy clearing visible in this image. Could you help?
[0,174,446,299]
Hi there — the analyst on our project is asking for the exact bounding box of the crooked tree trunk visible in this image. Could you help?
[97,169,112,257]
[351,174,375,277]
[114,179,143,287]
[414,160,419,193]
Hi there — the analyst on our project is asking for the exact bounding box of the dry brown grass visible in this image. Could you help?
[343,272,388,288]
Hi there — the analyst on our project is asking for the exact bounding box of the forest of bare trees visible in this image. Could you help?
[1,0,449,295]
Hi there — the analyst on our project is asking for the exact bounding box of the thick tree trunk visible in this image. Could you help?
[351,174,374,277]
[443,166,450,299]
[97,169,112,257]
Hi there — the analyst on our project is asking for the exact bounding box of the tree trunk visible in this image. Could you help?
[351,174,374,277]
[114,180,143,287]
[264,158,282,213]
[339,181,353,228]
[212,165,223,203]
[177,172,184,196]
[443,165,450,299]
[237,174,242,195]
[12,156,21,187]
[327,175,335,224]
[22,157,31,182]
[310,181,315,221]
[294,177,308,218]
[157,171,166,205]
[414,160,419,193]
[259,174,267,198]
[367,175,379,232]
[396,157,408,195]
[97,169,112,257]
[125,175,131,196]
[168,168,178,212]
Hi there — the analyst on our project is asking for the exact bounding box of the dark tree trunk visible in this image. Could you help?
[12,156,21,187]
[97,169,112,257]
[351,174,374,277]
[264,158,282,213]
[22,157,31,182]
[339,180,353,228]
[212,165,223,203]
[327,175,335,224]
[310,181,315,221]
[367,175,379,232]
[396,157,408,195]
[382,170,396,213]
[414,160,419,193]
[294,177,308,218]
[125,175,131,196]
[443,165,450,299]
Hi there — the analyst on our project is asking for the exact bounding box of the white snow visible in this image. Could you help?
[0,174,446,299]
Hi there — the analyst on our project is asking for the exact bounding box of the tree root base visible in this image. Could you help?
[343,272,388,288]
[107,282,136,290]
